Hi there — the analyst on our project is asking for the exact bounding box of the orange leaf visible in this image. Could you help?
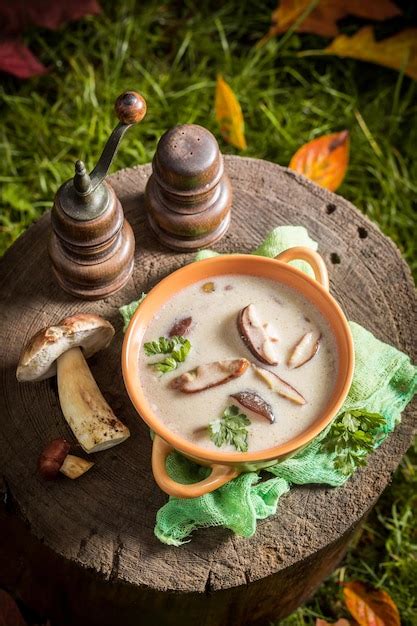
[215,75,247,150]
[343,581,401,626]
[265,0,400,39]
[325,27,417,81]
[316,617,350,626]
[289,130,349,191]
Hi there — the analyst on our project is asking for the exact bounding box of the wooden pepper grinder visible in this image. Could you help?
[145,124,232,251]
[49,91,147,299]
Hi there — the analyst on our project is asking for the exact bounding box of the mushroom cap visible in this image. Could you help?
[17,314,115,382]
[38,437,71,480]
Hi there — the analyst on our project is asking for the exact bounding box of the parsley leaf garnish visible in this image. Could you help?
[322,409,386,476]
[119,293,146,332]
[144,335,191,374]
[209,405,251,452]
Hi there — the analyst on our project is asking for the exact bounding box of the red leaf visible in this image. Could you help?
[0,0,101,35]
[0,40,47,78]
[0,590,27,626]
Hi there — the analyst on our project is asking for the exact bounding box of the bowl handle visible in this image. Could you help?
[152,435,240,498]
[275,246,329,291]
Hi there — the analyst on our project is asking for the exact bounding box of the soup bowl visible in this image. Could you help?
[122,247,354,498]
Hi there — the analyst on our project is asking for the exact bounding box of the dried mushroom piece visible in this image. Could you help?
[237,304,279,365]
[16,314,130,453]
[288,331,321,369]
[253,365,306,405]
[230,390,275,423]
[170,358,249,393]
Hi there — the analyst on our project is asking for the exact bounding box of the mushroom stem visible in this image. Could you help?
[60,454,94,479]
[57,347,130,453]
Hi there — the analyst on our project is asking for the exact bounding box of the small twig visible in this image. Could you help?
[296,49,329,57]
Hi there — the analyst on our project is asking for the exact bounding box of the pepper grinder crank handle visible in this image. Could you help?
[73,92,147,211]
[49,91,147,300]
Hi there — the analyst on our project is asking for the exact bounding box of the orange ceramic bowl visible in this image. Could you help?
[122,247,354,498]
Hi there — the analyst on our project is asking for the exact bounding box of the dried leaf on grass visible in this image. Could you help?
[215,75,247,150]
[325,27,417,81]
[0,0,101,78]
[0,0,101,34]
[289,130,349,191]
[343,581,401,626]
[0,40,48,79]
[265,0,401,39]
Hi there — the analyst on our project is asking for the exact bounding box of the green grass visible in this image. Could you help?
[0,1,416,624]
[281,440,417,625]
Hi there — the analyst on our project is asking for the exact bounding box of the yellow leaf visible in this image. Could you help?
[265,0,400,39]
[343,581,401,626]
[215,75,247,150]
[325,27,417,81]
[289,130,349,191]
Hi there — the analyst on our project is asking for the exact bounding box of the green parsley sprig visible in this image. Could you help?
[144,335,191,374]
[209,405,251,452]
[322,409,386,476]
[119,293,146,332]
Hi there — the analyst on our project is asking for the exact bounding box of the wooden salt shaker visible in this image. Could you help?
[145,124,232,251]
[49,91,147,300]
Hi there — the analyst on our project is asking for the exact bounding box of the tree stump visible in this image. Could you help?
[0,157,415,626]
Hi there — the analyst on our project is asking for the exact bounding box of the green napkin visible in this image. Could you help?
[122,226,417,546]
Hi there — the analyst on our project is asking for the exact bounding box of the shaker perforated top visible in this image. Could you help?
[152,124,223,194]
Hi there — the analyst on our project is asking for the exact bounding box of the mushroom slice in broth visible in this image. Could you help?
[237,304,279,365]
[168,316,193,338]
[288,331,321,369]
[170,358,249,393]
[230,390,275,423]
[253,365,306,405]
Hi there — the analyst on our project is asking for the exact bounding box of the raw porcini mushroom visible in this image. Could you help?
[237,304,279,365]
[170,358,249,393]
[38,438,94,480]
[253,365,306,405]
[288,331,321,369]
[230,390,275,424]
[16,314,130,453]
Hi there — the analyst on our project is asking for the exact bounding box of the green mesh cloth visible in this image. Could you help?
[123,226,417,546]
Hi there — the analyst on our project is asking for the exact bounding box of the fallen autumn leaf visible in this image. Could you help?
[324,26,417,81]
[0,0,101,34]
[264,0,401,39]
[343,581,401,626]
[215,75,247,150]
[289,130,349,191]
[0,0,101,78]
[0,40,48,78]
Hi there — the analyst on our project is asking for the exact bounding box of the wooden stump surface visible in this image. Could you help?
[0,157,416,621]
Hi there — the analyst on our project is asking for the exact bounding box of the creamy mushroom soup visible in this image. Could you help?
[139,275,338,453]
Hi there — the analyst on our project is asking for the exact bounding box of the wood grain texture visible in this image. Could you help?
[0,157,415,626]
